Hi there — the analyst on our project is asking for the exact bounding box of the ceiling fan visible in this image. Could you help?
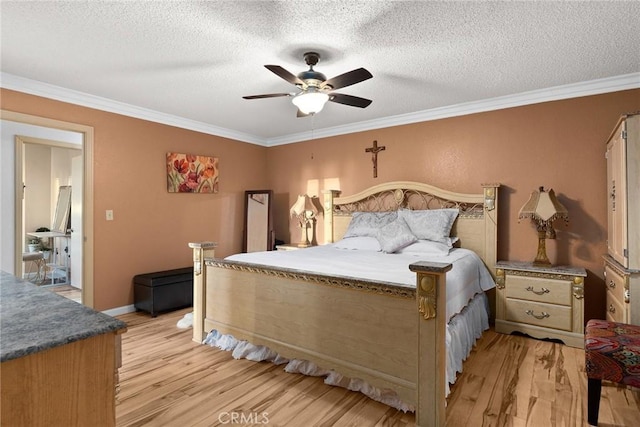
[242,52,373,117]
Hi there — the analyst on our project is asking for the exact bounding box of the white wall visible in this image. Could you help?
[24,144,52,239]
[0,120,81,274]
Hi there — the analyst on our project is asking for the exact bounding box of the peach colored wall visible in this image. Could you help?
[2,89,268,311]
[267,89,640,322]
[3,88,639,320]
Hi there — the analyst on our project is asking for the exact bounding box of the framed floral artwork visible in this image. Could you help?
[166,152,219,193]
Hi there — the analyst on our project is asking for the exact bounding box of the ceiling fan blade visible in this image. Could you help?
[321,68,372,90]
[329,93,372,108]
[242,93,292,100]
[265,65,304,86]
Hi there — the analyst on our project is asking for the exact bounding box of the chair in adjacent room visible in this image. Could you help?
[22,252,46,284]
[585,319,640,425]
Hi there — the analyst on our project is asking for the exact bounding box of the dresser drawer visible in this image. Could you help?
[505,298,572,331]
[604,264,627,305]
[505,275,571,306]
[606,293,626,323]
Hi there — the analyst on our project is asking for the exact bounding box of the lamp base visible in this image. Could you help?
[298,225,310,248]
[532,231,551,266]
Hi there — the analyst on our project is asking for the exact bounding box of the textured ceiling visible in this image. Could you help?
[1,1,639,145]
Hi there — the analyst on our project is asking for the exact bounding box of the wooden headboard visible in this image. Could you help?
[323,181,500,274]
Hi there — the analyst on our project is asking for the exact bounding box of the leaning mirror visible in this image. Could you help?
[243,190,273,252]
[52,185,72,234]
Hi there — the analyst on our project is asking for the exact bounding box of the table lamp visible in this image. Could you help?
[290,195,317,247]
[518,186,569,266]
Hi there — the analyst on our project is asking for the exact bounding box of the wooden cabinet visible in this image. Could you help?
[0,273,126,427]
[495,261,586,348]
[1,333,123,426]
[603,256,640,324]
[604,113,640,325]
[606,113,640,270]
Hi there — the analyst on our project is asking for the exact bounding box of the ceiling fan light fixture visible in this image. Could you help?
[291,90,329,114]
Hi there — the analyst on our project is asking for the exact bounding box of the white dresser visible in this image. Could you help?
[604,112,640,325]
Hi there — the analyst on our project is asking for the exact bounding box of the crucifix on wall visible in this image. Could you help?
[365,140,386,178]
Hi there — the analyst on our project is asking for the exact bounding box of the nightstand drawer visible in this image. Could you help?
[604,264,626,305]
[505,275,571,306]
[505,298,572,331]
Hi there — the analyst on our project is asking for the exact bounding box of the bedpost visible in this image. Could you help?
[481,183,500,275]
[409,261,451,427]
[188,242,217,344]
[322,189,340,243]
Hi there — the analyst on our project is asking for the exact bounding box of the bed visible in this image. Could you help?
[189,181,499,427]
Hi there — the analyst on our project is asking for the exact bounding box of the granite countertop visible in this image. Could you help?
[0,271,127,363]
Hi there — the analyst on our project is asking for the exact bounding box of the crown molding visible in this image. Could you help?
[0,72,267,146]
[266,72,640,146]
[2,72,638,147]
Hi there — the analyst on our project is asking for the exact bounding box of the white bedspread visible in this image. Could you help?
[225,244,495,322]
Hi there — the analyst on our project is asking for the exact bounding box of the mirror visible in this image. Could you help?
[52,185,72,233]
[243,190,273,252]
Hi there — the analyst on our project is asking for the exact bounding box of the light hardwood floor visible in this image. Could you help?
[116,309,640,426]
[47,284,82,303]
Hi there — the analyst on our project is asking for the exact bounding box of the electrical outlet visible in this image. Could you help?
[106,210,114,221]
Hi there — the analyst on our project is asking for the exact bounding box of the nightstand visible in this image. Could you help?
[275,243,305,251]
[495,261,587,348]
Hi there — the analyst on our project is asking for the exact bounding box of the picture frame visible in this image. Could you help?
[166,152,219,193]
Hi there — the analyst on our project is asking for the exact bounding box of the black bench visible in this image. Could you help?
[133,267,193,317]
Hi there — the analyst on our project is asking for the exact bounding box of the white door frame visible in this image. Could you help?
[3,110,95,308]
[17,136,82,286]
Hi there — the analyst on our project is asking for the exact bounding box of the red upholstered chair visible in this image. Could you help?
[584,319,640,425]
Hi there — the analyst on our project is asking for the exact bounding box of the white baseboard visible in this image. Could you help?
[102,304,136,317]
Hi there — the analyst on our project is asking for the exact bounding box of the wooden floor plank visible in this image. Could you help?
[115,309,640,426]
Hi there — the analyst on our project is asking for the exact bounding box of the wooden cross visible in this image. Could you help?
[365,140,386,178]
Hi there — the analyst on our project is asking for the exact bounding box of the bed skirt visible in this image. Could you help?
[203,292,490,412]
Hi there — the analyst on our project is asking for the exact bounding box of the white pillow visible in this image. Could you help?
[397,208,459,243]
[333,236,381,251]
[396,239,455,256]
[376,218,418,253]
[343,211,398,238]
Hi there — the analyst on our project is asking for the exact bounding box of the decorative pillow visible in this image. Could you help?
[343,211,398,238]
[333,236,381,251]
[396,239,455,256]
[397,208,459,243]
[375,218,418,253]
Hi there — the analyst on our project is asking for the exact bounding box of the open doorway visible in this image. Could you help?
[1,110,95,308]
[17,136,82,301]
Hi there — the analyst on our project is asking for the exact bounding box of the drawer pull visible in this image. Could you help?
[525,310,550,320]
[608,280,616,289]
[608,304,616,314]
[526,286,550,295]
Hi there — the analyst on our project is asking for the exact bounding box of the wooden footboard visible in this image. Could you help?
[190,242,450,427]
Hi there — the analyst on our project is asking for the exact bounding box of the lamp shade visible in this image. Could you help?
[518,187,568,223]
[289,194,317,217]
[291,90,329,114]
